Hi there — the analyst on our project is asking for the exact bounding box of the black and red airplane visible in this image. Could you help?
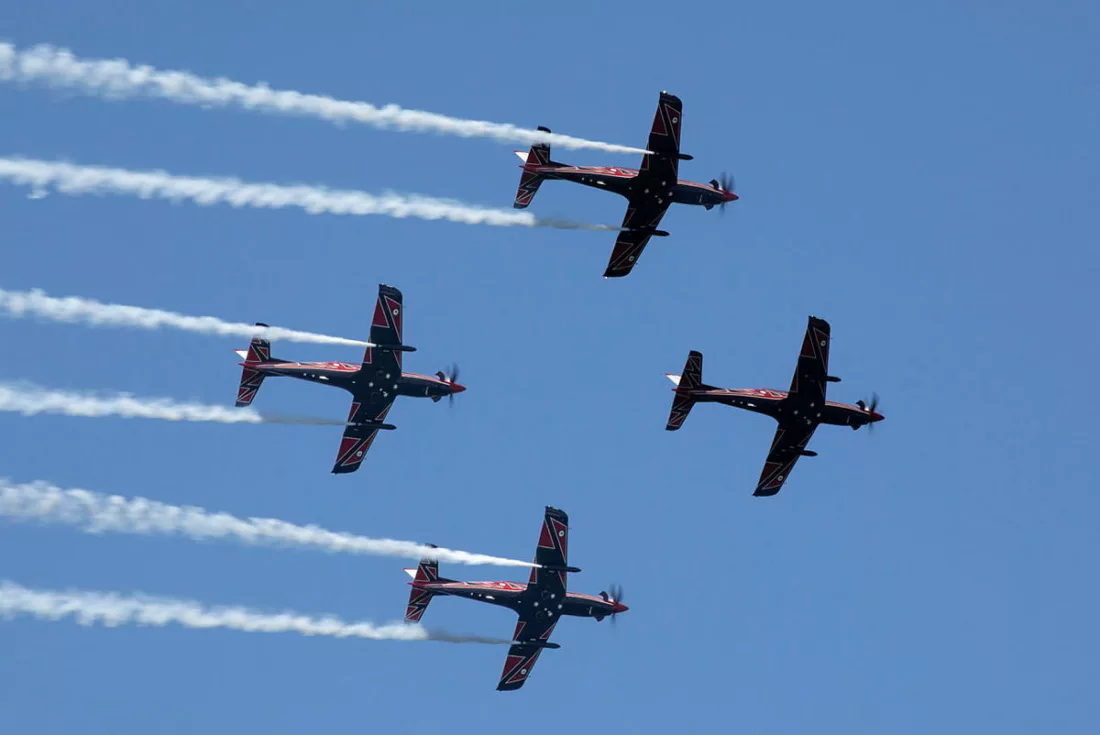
[233,284,465,474]
[665,316,884,496]
[512,90,738,278]
[403,506,627,691]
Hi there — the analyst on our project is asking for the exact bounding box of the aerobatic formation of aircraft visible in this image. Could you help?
[511,91,739,278]
[403,506,627,691]
[233,284,465,474]
[665,316,885,496]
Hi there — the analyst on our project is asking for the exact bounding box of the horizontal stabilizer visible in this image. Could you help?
[405,550,440,622]
[514,129,552,209]
[372,343,417,353]
[539,565,582,574]
[665,351,703,430]
[513,150,528,161]
[235,330,273,406]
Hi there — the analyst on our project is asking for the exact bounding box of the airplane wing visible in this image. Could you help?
[788,316,832,402]
[526,505,570,595]
[497,506,571,691]
[331,393,396,474]
[601,93,683,278]
[602,199,670,278]
[331,284,408,474]
[638,91,683,186]
[496,615,558,691]
[754,419,818,497]
[366,283,405,377]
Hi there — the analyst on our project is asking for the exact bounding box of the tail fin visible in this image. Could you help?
[665,350,703,431]
[235,324,271,407]
[513,126,553,209]
[403,545,439,623]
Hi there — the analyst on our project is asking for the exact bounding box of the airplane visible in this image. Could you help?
[511,90,738,278]
[233,283,465,474]
[403,506,627,691]
[664,316,884,496]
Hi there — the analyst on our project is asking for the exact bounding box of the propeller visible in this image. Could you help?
[439,363,461,405]
[856,392,881,432]
[607,583,626,625]
[710,172,737,214]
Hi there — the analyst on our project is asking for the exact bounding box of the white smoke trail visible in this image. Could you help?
[0,580,510,644]
[0,382,346,426]
[0,480,538,569]
[0,157,621,232]
[0,42,649,155]
[0,287,371,348]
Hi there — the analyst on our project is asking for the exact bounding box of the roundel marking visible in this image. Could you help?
[557,529,565,537]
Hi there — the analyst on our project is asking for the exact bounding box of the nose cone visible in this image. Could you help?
[450,382,466,394]
[871,411,884,423]
[724,191,739,202]
[613,602,629,614]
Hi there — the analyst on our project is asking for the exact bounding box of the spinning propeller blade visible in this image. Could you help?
[868,392,880,432]
[715,172,737,214]
[856,392,881,432]
[609,583,625,625]
[440,362,461,406]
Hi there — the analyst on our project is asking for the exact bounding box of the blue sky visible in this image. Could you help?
[1,1,1097,732]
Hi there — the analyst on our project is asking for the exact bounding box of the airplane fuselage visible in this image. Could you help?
[524,163,732,209]
[692,387,877,429]
[412,579,621,621]
[243,360,460,402]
